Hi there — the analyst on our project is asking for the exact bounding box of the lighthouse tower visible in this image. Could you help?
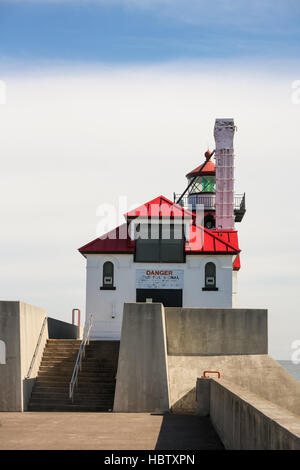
[175,118,246,229]
[184,151,217,229]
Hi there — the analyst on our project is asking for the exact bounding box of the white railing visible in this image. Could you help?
[26,316,48,379]
[69,314,93,402]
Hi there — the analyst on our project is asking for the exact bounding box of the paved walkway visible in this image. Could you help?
[0,412,224,450]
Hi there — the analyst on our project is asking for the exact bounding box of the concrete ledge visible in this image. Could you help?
[165,308,268,356]
[209,379,300,450]
[114,303,170,413]
[169,354,300,416]
[47,317,82,339]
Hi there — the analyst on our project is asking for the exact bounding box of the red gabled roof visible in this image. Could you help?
[186,160,215,178]
[125,195,193,219]
[78,224,134,255]
[186,226,239,254]
[79,195,240,258]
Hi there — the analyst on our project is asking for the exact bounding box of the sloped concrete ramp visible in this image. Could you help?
[168,354,300,415]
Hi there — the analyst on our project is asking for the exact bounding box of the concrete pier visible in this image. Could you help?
[0,412,224,450]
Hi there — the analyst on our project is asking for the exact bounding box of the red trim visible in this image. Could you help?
[186,160,215,178]
[233,254,241,270]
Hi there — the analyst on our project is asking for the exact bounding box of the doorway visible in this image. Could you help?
[136,289,182,307]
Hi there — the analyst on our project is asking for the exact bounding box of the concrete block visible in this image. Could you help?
[0,301,48,411]
[165,308,268,356]
[114,303,170,413]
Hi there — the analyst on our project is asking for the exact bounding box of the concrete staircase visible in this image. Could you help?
[28,339,120,412]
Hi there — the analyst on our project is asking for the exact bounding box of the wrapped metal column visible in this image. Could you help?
[214,118,235,230]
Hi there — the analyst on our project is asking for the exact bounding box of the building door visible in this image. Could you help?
[136,289,182,307]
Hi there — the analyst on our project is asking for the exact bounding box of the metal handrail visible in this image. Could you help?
[201,370,221,379]
[26,316,48,379]
[174,193,245,211]
[69,314,93,402]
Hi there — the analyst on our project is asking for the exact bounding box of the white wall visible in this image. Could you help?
[232,270,238,307]
[85,254,234,339]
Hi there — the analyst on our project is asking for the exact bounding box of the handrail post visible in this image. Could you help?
[72,308,81,327]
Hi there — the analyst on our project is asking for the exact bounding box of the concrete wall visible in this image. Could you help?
[209,379,300,450]
[0,301,48,411]
[0,301,22,411]
[47,317,81,339]
[85,254,235,339]
[168,354,300,416]
[165,308,267,356]
[113,303,170,413]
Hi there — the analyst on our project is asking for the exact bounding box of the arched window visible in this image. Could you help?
[203,262,218,291]
[100,261,116,290]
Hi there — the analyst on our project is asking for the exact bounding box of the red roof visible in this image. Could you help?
[186,226,240,254]
[79,195,240,258]
[233,255,241,270]
[78,224,135,255]
[125,195,192,218]
[186,160,215,178]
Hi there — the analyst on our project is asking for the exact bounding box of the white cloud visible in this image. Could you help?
[0,59,299,358]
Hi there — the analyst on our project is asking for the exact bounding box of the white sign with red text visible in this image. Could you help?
[136,269,184,289]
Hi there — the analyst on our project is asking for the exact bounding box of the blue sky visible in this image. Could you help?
[0,0,300,63]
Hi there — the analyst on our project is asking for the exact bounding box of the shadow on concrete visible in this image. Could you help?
[154,414,224,450]
[171,387,196,414]
[23,378,35,411]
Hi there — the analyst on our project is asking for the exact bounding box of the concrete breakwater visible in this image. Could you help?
[114,303,300,450]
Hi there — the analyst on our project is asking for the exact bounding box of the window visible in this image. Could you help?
[135,222,185,263]
[204,214,215,229]
[100,261,116,290]
[201,176,215,193]
[202,262,218,291]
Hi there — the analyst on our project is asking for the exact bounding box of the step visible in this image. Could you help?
[31,391,113,399]
[28,405,112,412]
[38,364,106,370]
[29,397,113,405]
[38,366,104,373]
[39,359,110,366]
[34,386,115,394]
[47,340,81,344]
[42,352,80,358]
[34,380,115,390]
[36,377,115,385]
[38,371,114,379]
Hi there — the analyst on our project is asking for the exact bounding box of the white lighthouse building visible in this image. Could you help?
[79,119,245,339]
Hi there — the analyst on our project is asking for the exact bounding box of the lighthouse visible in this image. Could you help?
[79,119,245,339]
